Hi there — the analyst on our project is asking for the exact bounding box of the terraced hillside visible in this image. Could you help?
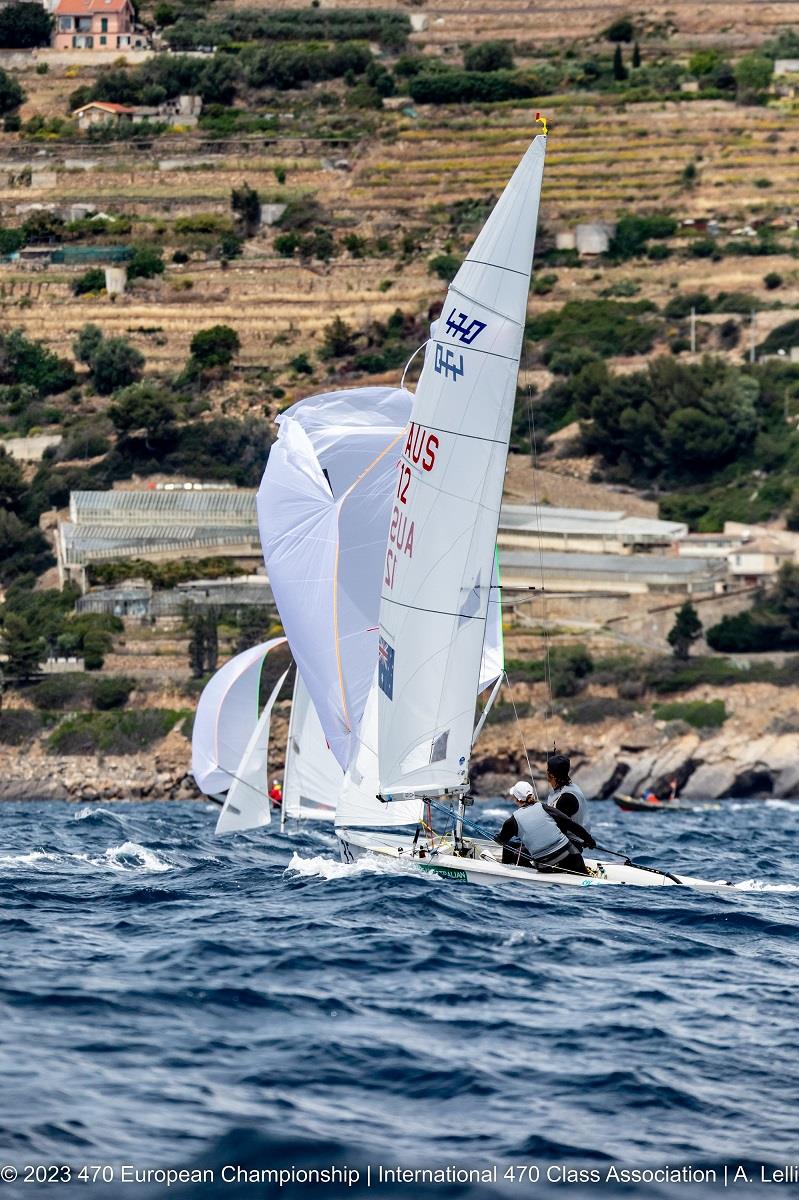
[2,94,799,377]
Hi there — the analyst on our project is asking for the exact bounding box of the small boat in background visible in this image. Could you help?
[613,794,721,814]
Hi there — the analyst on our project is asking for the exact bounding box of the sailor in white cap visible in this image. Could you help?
[496,777,594,875]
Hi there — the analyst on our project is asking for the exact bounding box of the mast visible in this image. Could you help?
[376,134,547,814]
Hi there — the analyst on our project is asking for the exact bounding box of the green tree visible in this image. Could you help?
[72,267,106,296]
[688,49,720,79]
[463,40,514,71]
[632,40,641,68]
[231,182,261,237]
[190,324,241,369]
[320,315,356,359]
[82,629,106,670]
[0,447,24,511]
[235,606,271,655]
[0,2,52,47]
[74,323,104,365]
[127,245,164,280]
[613,44,628,81]
[0,66,24,114]
[0,328,75,395]
[2,612,43,680]
[735,53,772,100]
[604,16,633,41]
[772,561,799,630]
[90,337,145,394]
[109,382,176,443]
[667,601,703,660]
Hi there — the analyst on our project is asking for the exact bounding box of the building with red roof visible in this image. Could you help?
[53,0,145,51]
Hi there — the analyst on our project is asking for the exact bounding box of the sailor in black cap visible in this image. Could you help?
[545,752,591,833]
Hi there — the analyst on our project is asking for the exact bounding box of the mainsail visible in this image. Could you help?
[192,637,286,797]
[258,386,413,770]
[377,135,546,798]
[216,665,289,834]
[282,672,341,825]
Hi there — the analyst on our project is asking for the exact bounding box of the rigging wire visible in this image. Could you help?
[522,336,554,729]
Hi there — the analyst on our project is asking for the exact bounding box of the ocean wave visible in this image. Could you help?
[102,841,174,873]
[285,850,416,881]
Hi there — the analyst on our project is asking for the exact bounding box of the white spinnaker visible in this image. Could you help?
[377,135,546,797]
[215,667,289,835]
[192,637,286,796]
[282,673,340,824]
[258,387,413,771]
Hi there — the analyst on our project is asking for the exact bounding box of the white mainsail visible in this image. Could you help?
[282,672,340,825]
[258,386,413,771]
[215,666,289,834]
[192,637,286,797]
[376,135,546,798]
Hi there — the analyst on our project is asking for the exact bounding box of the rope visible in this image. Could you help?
[503,670,537,798]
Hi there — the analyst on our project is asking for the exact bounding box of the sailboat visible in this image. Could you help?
[191,638,341,834]
[332,130,759,892]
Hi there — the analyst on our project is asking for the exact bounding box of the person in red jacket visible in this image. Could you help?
[268,779,283,808]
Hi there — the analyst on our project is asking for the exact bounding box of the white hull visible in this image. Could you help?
[336,829,752,892]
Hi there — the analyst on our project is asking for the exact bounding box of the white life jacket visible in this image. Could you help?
[548,781,590,831]
[513,802,570,862]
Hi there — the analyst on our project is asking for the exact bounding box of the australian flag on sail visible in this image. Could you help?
[378,635,395,700]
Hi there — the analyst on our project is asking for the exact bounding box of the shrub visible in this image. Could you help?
[190,324,241,369]
[705,610,790,652]
[127,245,164,280]
[607,214,677,261]
[428,253,460,281]
[72,267,106,296]
[0,66,24,114]
[463,41,514,71]
[604,16,633,41]
[48,708,185,754]
[91,338,145,394]
[532,272,558,295]
[110,382,176,442]
[0,328,74,396]
[653,699,727,728]
[764,272,783,290]
[91,675,134,710]
[409,68,541,104]
[29,673,92,711]
[0,709,41,744]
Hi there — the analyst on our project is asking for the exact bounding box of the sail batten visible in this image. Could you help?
[376,135,546,799]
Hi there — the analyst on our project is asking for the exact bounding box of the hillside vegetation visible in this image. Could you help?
[1,3,799,595]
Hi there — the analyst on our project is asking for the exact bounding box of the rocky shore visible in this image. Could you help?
[0,681,796,805]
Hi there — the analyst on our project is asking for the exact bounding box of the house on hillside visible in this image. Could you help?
[53,0,146,50]
[728,538,795,586]
[72,95,202,130]
[72,100,135,130]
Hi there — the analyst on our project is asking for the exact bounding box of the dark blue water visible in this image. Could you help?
[2,798,799,1199]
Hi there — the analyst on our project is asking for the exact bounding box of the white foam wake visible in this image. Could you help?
[285,851,414,881]
[733,878,799,893]
[0,850,58,868]
[102,841,174,873]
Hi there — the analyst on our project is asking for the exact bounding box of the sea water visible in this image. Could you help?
[1,798,798,1199]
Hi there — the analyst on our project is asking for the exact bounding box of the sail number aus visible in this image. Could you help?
[385,423,440,593]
